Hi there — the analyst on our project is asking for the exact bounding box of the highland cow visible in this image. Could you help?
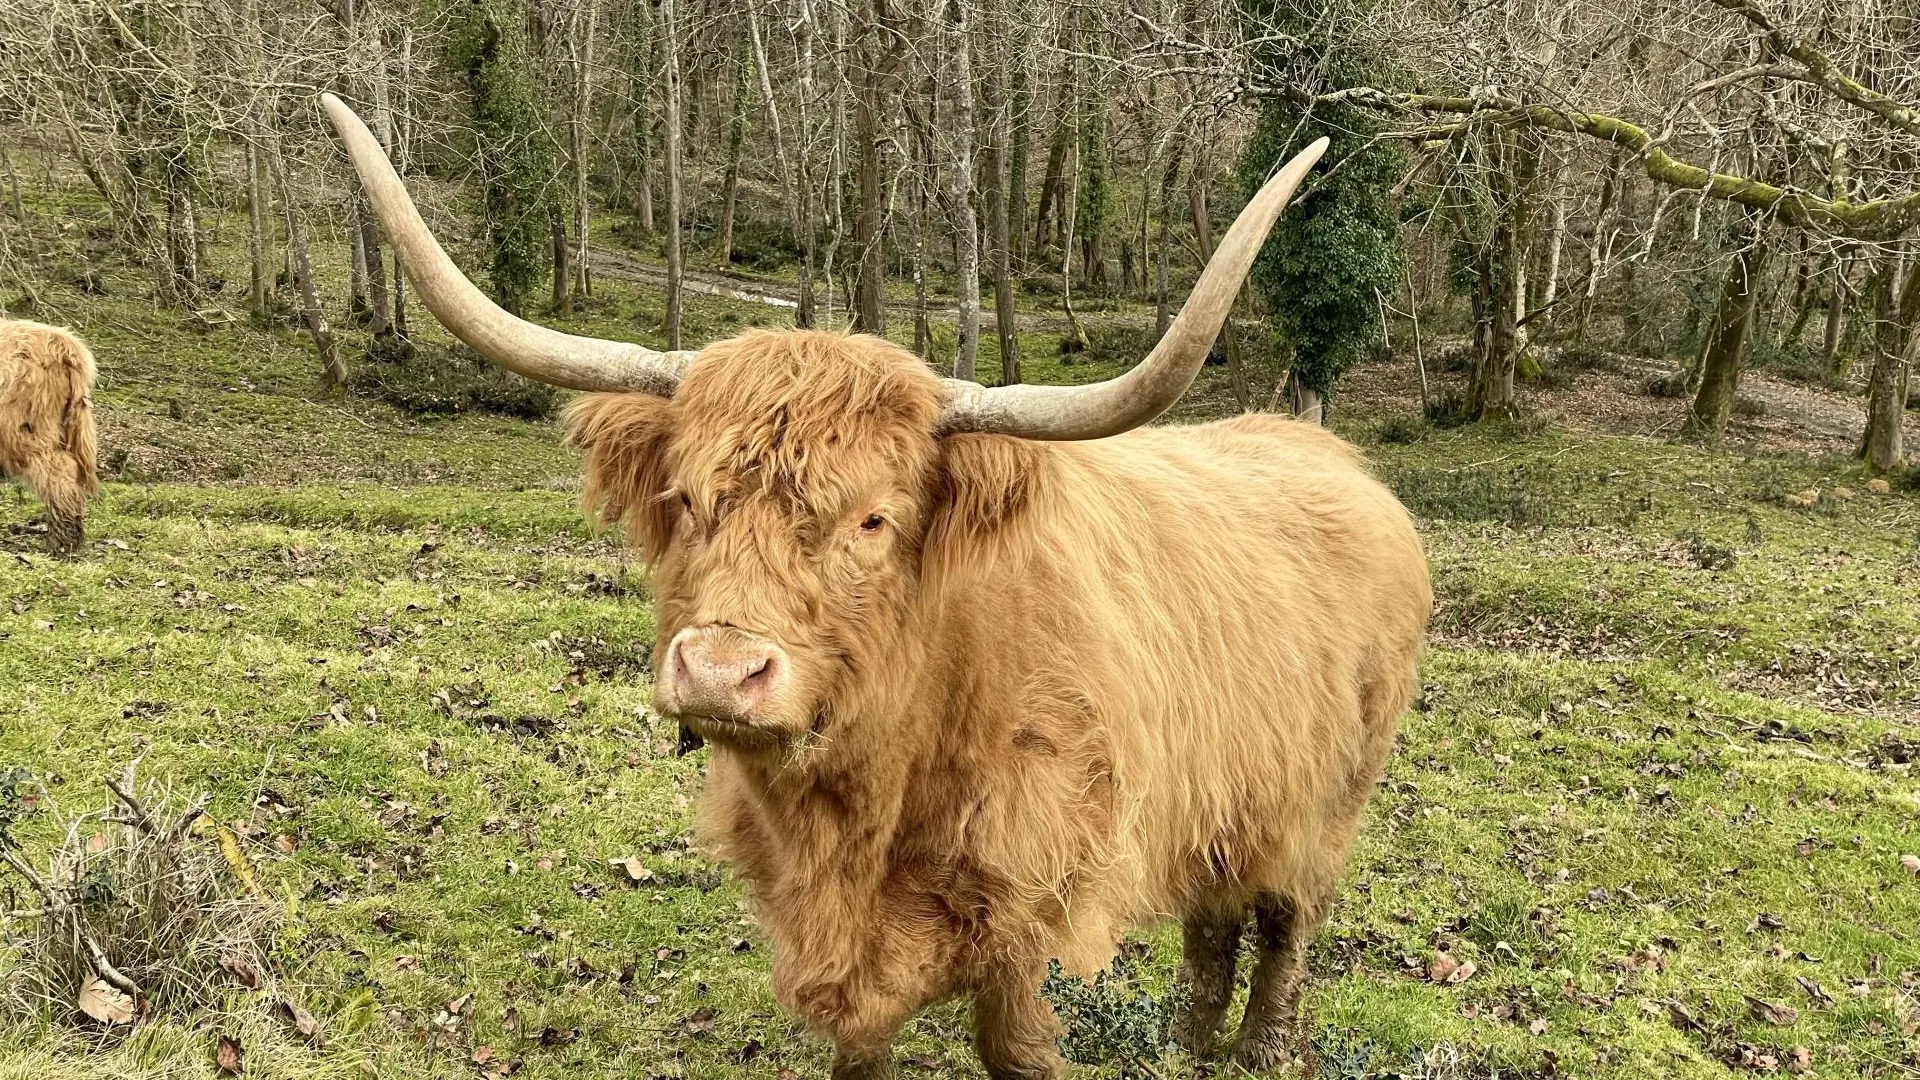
[0,318,97,554]
[325,93,1430,1079]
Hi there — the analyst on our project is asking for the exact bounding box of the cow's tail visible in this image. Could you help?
[58,330,99,495]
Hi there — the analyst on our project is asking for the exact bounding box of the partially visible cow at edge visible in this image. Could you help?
[325,94,1431,1078]
[0,318,98,554]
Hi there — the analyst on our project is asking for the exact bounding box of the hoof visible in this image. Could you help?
[1230,1021,1312,1075]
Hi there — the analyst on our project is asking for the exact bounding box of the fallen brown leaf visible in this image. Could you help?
[1901,853,1920,875]
[501,1006,520,1032]
[446,991,474,1015]
[678,1006,719,1036]
[77,977,135,1025]
[1665,999,1704,1033]
[610,856,655,883]
[472,1046,495,1065]
[1786,1046,1812,1074]
[1746,995,1798,1026]
[538,1026,578,1047]
[1794,975,1833,1007]
[219,954,264,991]
[276,999,326,1047]
[216,1034,244,1075]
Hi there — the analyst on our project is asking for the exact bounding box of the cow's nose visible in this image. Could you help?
[665,627,785,720]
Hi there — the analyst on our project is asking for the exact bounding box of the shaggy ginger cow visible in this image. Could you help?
[325,94,1429,1078]
[0,318,98,554]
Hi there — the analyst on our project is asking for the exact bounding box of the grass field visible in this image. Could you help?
[2,194,1919,1079]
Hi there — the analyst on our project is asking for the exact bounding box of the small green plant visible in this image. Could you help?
[1041,952,1188,1075]
[348,343,560,420]
[1643,370,1692,398]
[1373,413,1430,445]
[1676,528,1738,571]
[0,768,285,1029]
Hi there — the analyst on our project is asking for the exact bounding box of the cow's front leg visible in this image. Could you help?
[972,965,1067,1080]
[830,1037,898,1080]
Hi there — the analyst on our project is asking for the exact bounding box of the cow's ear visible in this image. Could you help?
[924,433,1047,578]
[566,393,678,562]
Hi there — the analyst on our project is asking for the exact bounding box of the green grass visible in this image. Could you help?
[3,177,1918,1080]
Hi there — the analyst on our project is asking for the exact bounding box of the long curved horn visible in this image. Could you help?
[938,137,1329,440]
[319,93,691,395]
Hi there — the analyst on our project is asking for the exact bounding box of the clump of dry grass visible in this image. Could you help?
[0,762,283,1030]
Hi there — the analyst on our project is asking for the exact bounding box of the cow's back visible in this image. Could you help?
[1035,412,1429,923]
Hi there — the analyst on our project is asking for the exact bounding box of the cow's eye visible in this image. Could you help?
[678,493,693,515]
[859,514,885,533]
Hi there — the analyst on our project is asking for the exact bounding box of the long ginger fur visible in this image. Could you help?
[567,329,1430,1071]
[0,319,98,554]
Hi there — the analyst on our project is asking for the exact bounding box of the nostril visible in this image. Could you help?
[667,635,697,697]
[737,651,779,701]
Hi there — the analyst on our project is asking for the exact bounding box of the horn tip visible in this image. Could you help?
[319,93,356,131]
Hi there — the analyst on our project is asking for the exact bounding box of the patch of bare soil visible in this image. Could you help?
[1339,344,1919,459]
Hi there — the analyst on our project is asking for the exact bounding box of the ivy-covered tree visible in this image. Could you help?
[453,0,557,317]
[1240,0,1405,421]
[1077,99,1110,290]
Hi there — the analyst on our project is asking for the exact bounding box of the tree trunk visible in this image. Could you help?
[392,24,413,340]
[245,140,272,318]
[852,92,887,332]
[630,0,657,236]
[1,140,25,224]
[1682,215,1770,445]
[358,195,392,337]
[750,0,814,326]
[980,0,1017,385]
[271,140,343,384]
[1782,250,1818,352]
[662,0,684,348]
[945,0,980,382]
[551,212,572,313]
[1825,252,1852,377]
[717,38,749,265]
[1031,89,1070,257]
[1861,245,1920,470]
[1572,149,1624,349]
[1007,53,1031,272]
[1468,129,1539,419]
[912,164,931,359]
[572,0,597,299]
[1154,131,1183,336]
[1059,131,1089,355]
[849,0,909,334]
[1290,383,1324,424]
[1188,173,1229,367]
[1538,188,1566,322]
[349,208,370,316]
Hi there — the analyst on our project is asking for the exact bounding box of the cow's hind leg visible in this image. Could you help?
[972,966,1067,1080]
[1230,892,1324,1073]
[19,452,87,555]
[1173,905,1243,1056]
